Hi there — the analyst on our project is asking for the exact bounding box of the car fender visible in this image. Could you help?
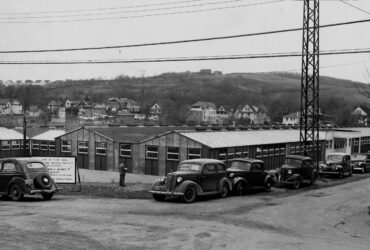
[219,177,233,193]
[264,175,273,184]
[150,179,165,189]
[176,180,203,194]
[8,177,26,194]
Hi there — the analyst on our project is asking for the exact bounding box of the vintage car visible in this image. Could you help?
[277,155,317,189]
[319,153,352,178]
[226,158,273,195]
[149,159,232,203]
[351,154,370,173]
[0,158,58,201]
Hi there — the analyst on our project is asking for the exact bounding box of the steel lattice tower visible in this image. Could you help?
[300,0,320,162]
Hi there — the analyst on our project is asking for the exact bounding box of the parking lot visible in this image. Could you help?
[1,174,370,250]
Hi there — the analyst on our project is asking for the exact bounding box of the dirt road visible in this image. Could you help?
[1,178,370,250]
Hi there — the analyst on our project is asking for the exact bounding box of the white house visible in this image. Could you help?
[282,112,300,125]
[189,101,217,123]
[351,106,370,126]
[234,104,270,124]
[0,99,23,115]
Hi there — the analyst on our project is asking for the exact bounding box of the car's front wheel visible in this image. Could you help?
[41,192,54,201]
[220,183,229,198]
[235,182,246,195]
[183,186,197,203]
[339,170,344,179]
[265,180,272,192]
[292,178,301,189]
[152,194,166,202]
[10,184,24,201]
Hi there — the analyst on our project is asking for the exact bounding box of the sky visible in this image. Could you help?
[0,0,369,82]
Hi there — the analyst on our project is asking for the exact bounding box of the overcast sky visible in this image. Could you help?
[0,0,369,82]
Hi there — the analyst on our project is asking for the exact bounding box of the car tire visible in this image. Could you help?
[362,167,365,174]
[265,180,272,192]
[235,182,246,196]
[348,170,352,177]
[152,194,166,202]
[183,186,197,203]
[310,173,317,185]
[10,184,24,201]
[220,183,229,198]
[35,174,53,189]
[42,192,54,201]
[292,178,301,189]
[339,171,344,179]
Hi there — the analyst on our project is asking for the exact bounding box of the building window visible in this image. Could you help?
[32,140,40,150]
[269,148,274,156]
[12,140,20,150]
[256,147,262,158]
[96,142,107,155]
[227,148,235,159]
[21,140,29,150]
[242,147,249,158]
[235,147,242,158]
[120,144,132,157]
[146,146,158,159]
[167,147,180,161]
[188,148,201,159]
[2,140,10,150]
[280,147,286,155]
[78,141,89,154]
[49,141,55,151]
[262,148,268,157]
[61,140,72,153]
[40,141,48,151]
[218,149,227,161]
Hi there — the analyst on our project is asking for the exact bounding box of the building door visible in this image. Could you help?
[145,160,159,175]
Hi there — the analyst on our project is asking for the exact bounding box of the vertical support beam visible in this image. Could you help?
[300,0,320,164]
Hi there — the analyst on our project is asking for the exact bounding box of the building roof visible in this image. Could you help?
[57,126,195,143]
[192,101,216,109]
[0,127,25,140]
[283,112,300,119]
[31,130,65,141]
[179,129,326,148]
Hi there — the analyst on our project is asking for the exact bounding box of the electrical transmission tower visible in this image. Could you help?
[300,0,320,162]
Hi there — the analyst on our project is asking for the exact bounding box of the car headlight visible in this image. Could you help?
[177,177,183,183]
[159,177,166,183]
[229,173,235,178]
[288,170,292,174]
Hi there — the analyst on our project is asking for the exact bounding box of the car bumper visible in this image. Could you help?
[149,190,184,196]
[353,167,364,171]
[319,171,340,175]
[28,187,61,195]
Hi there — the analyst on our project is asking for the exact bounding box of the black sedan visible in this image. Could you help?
[227,158,274,195]
[351,154,370,173]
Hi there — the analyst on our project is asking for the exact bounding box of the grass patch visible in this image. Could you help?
[57,182,153,199]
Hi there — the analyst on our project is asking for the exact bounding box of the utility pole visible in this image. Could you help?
[23,116,28,157]
[300,0,320,164]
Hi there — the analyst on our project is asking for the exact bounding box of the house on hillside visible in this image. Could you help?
[149,102,162,120]
[216,105,231,124]
[0,99,23,115]
[234,104,270,124]
[47,100,63,112]
[28,105,42,117]
[282,112,300,125]
[351,106,370,126]
[188,101,217,124]
[106,97,140,113]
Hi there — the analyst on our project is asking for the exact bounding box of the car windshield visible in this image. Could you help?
[26,162,46,169]
[326,155,343,162]
[177,163,201,172]
[351,154,367,161]
[228,161,251,171]
[284,158,302,168]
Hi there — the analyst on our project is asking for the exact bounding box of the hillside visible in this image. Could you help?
[1,71,369,123]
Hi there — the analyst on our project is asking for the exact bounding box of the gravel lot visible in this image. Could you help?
[1,173,370,249]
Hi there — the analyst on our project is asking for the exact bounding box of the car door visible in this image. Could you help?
[302,160,313,180]
[201,164,219,192]
[0,161,18,193]
[343,155,351,173]
[250,163,265,186]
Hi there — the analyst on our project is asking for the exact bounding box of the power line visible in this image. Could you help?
[339,0,370,15]
[0,48,369,64]
[1,18,369,54]
[0,0,204,15]
[0,0,248,20]
[0,0,283,24]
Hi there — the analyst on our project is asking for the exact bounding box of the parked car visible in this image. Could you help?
[319,153,352,178]
[0,158,58,201]
[351,153,370,173]
[277,155,317,189]
[226,158,274,195]
[150,159,232,203]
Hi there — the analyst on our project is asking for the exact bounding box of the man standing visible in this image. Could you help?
[119,163,127,187]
